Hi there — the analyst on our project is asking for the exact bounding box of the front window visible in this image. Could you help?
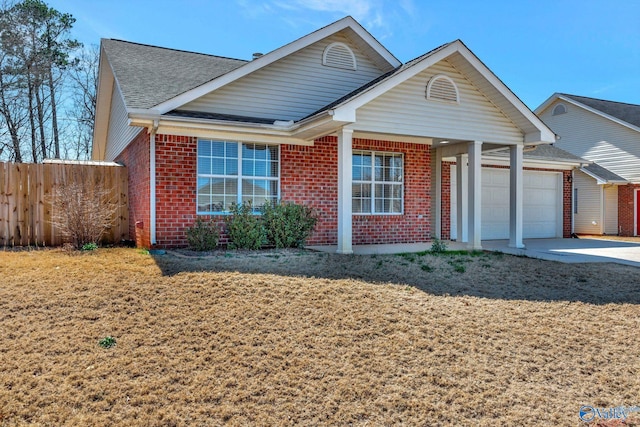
[197,140,279,214]
[352,150,403,214]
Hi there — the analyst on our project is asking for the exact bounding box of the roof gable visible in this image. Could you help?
[152,16,400,114]
[536,93,640,133]
[177,31,391,122]
[101,39,247,110]
[328,40,555,144]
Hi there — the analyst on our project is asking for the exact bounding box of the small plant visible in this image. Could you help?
[98,336,116,349]
[261,201,318,248]
[430,238,448,253]
[186,218,219,251]
[225,202,267,250]
[397,252,417,263]
[81,242,98,251]
[421,264,433,272]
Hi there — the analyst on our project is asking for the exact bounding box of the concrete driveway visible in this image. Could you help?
[481,238,640,268]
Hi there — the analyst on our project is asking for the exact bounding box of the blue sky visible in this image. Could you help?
[49,0,639,109]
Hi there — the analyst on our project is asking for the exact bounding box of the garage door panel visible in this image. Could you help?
[451,166,561,240]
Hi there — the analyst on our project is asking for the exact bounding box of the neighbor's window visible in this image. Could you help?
[352,151,403,214]
[197,140,279,214]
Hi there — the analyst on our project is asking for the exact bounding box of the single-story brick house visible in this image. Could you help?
[536,94,640,236]
[92,16,583,252]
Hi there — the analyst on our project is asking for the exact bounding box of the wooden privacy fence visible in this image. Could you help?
[0,162,128,247]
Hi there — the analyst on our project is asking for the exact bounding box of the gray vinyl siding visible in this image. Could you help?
[573,170,602,234]
[181,33,386,121]
[105,84,142,161]
[540,100,640,183]
[604,186,618,234]
[353,60,523,144]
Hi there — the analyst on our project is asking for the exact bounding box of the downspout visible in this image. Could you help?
[150,119,159,246]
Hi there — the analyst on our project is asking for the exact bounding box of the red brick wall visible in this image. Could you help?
[618,184,639,236]
[154,134,204,247]
[440,163,572,239]
[281,136,431,245]
[144,134,433,248]
[115,130,151,248]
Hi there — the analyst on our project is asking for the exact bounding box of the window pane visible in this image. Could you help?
[212,158,224,175]
[242,159,254,176]
[226,142,238,158]
[269,161,279,177]
[352,153,362,167]
[226,159,238,175]
[254,160,267,177]
[198,157,211,175]
[198,140,211,157]
[353,165,362,181]
[211,141,225,157]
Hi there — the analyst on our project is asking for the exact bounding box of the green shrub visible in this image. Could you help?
[225,202,267,250]
[81,242,98,251]
[186,218,219,251]
[261,201,318,248]
[430,238,448,253]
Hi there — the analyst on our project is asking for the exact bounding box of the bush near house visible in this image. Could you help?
[261,201,318,248]
[225,201,317,250]
[225,202,268,250]
[185,218,220,251]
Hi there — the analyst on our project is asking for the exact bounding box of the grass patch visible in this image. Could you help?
[0,248,639,426]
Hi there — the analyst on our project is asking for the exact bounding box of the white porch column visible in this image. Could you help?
[456,154,468,243]
[337,128,353,254]
[467,141,483,250]
[509,144,525,248]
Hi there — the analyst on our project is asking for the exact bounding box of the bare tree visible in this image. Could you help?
[67,44,98,159]
[0,0,80,163]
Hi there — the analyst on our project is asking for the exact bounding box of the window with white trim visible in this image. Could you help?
[197,140,279,214]
[352,151,403,214]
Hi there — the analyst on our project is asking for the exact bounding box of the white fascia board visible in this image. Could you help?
[533,92,561,115]
[152,17,400,115]
[92,43,116,160]
[332,42,458,116]
[480,155,582,170]
[578,166,628,185]
[454,45,556,144]
[555,95,640,134]
[332,40,556,144]
[128,113,314,146]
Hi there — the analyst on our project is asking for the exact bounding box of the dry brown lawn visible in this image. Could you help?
[1,247,639,426]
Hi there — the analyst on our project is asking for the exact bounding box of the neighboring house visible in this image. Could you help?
[93,16,574,252]
[536,94,640,236]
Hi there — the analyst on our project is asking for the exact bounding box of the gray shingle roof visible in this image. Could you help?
[102,39,247,109]
[489,144,586,163]
[562,94,640,129]
[582,163,627,183]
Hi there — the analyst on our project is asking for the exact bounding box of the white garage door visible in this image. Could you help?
[451,167,562,240]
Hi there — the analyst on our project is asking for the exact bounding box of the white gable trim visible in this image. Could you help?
[152,17,400,114]
[331,41,555,144]
[579,166,627,185]
[536,93,640,134]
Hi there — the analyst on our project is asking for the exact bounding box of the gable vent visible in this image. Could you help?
[322,42,357,71]
[552,103,567,116]
[426,75,459,103]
